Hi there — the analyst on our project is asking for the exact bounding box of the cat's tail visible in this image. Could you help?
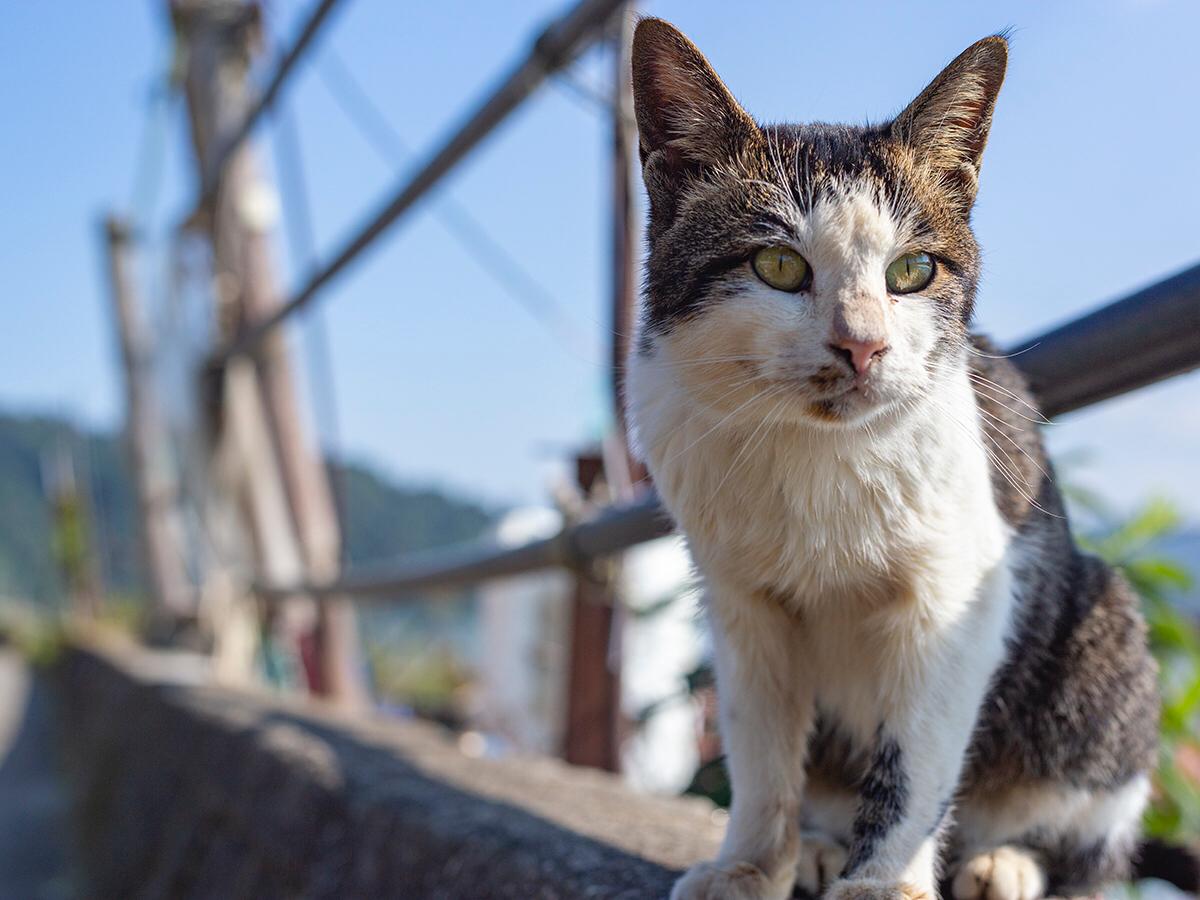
[1133,837,1200,893]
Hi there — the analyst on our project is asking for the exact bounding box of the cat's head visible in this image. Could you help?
[631,19,1006,429]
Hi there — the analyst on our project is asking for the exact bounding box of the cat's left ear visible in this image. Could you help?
[891,36,1008,207]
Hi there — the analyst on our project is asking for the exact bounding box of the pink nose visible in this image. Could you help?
[829,337,890,375]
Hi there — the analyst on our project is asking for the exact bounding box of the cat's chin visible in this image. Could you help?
[796,386,903,430]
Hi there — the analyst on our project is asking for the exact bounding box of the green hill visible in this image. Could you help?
[0,411,495,608]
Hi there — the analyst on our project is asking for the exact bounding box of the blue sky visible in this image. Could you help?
[1,0,1197,517]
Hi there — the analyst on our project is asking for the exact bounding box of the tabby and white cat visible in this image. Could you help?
[626,19,1159,900]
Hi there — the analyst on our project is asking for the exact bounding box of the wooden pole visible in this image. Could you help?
[563,9,637,770]
[172,0,365,706]
[102,216,192,620]
[609,6,639,469]
[563,452,621,770]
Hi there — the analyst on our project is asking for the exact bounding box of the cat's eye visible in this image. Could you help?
[885,252,935,294]
[752,245,810,293]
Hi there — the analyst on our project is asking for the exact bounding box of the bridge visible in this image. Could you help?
[1,0,1198,897]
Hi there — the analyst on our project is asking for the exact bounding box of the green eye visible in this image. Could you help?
[752,245,810,293]
[885,252,935,294]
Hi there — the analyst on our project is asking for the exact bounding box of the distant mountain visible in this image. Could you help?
[0,411,495,608]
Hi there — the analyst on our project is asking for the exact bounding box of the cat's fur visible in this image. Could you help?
[626,19,1159,900]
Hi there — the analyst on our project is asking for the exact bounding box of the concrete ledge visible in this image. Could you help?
[53,641,721,898]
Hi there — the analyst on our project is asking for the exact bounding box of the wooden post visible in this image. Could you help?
[607,5,645,497]
[172,0,365,706]
[563,452,622,770]
[563,3,638,773]
[102,216,193,620]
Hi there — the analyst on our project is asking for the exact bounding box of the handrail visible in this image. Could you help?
[257,259,1200,602]
[211,0,628,367]
[256,494,670,601]
[1011,262,1200,417]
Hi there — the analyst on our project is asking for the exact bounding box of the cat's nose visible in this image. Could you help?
[828,337,890,375]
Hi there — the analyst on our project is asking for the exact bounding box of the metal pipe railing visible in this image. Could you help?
[1011,262,1200,417]
[212,0,628,367]
[257,494,670,601]
[258,260,1200,602]
[255,259,1200,600]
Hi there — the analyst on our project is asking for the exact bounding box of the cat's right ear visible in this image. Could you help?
[631,18,756,177]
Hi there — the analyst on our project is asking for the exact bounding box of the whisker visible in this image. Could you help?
[629,380,785,490]
[966,341,1042,361]
[704,388,791,509]
[974,406,1052,483]
[964,372,1050,421]
[922,395,1060,518]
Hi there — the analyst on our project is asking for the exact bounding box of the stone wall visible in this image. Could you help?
[53,641,721,899]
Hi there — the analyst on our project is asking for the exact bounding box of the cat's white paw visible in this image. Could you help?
[795,834,848,896]
[670,860,790,900]
[951,846,1046,900]
[825,878,933,900]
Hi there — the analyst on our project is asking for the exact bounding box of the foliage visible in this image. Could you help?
[0,413,138,605]
[366,636,473,727]
[0,599,64,667]
[0,411,495,609]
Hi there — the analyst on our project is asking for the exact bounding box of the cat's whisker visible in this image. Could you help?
[964,372,1051,422]
[648,380,788,477]
[703,387,792,511]
[974,406,1054,483]
[966,341,1041,361]
[923,359,1053,425]
[923,395,1059,518]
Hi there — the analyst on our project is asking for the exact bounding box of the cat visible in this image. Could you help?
[625,18,1159,900]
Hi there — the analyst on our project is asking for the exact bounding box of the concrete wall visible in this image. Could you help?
[54,642,721,899]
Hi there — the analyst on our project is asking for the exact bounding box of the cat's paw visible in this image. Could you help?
[951,846,1046,900]
[795,834,848,896]
[825,878,933,900]
[670,860,789,900]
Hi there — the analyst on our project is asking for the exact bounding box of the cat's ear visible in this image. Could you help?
[891,36,1008,206]
[631,18,757,175]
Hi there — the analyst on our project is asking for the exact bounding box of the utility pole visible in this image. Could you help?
[609,5,641,489]
[102,216,193,622]
[171,0,364,706]
[563,5,637,771]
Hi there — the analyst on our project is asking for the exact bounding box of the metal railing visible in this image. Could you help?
[210,0,628,366]
[258,261,1200,602]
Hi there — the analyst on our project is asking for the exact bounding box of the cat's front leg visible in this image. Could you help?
[672,583,814,900]
[828,570,1013,900]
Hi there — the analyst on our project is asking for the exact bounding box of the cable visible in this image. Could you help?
[551,49,636,130]
[127,81,174,227]
[315,46,592,359]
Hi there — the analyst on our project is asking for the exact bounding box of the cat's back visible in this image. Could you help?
[960,334,1159,806]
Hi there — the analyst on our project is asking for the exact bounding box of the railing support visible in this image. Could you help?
[210,0,628,367]
[252,258,1200,605]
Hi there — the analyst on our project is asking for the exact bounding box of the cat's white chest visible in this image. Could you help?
[636,373,1008,609]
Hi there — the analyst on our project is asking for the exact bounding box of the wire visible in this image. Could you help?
[551,49,636,130]
[127,79,175,229]
[314,46,593,359]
